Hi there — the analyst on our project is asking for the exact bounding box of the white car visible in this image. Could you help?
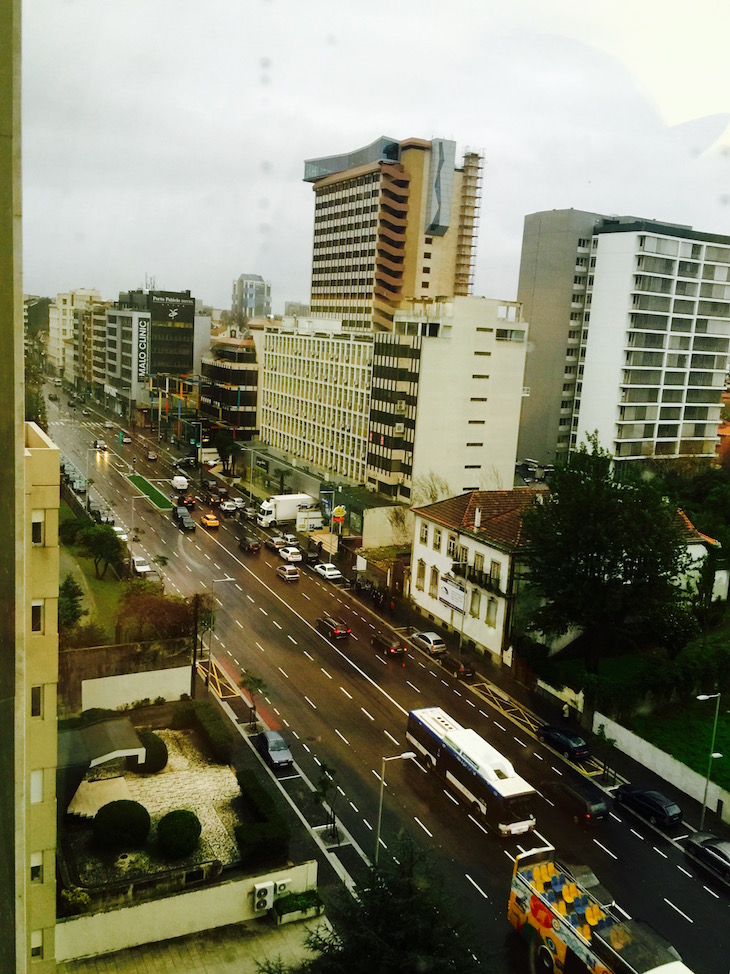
[232,497,246,509]
[132,555,151,576]
[314,562,343,582]
[112,526,128,543]
[282,532,298,546]
[219,500,237,514]
[411,631,447,657]
[104,420,114,429]
[279,546,302,563]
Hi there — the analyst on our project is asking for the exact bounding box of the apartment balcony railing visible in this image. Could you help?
[452,562,504,596]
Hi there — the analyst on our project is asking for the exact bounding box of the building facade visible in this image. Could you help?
[47,288,102,383]
[200,332,259,438]
[411,489,540,662]
[232,274,271,321]
[304,136,482,332]
[517,209,730,465]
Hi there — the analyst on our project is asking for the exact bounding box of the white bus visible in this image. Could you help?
[406,707,537,836]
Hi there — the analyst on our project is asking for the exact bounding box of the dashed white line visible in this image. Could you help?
[465,874,489,898]
[340,687,352,699]
[302,593,310,600]
[493,721,507,732]
[663,899,693,923]
[384,729,399,746]
[259,607,268,616]
[321,668,332,680]
[406,681,420,693]
[304,696,317,709]
[653,846,668,860]
[273,620,282,630]
[514,737,527,748]
[335,729,350,745]
[235,583,242,592]
[277,667,289,679]
[592,839,617,860]
[466,699,475,707]
[703,885,719,899]
[363,819,373,832]
[349,800,359,812]
[533,753,544,761]
[303,651,314,661]
[468,814,489,835]
[443,790,459,805]
[287,635,297,644]
[414,817,433,838]
[361,707,374,721]
[629,828,644,840]
[255,642,265,653]
[551,766,563,777]
[247,595,255,603]
[677,865,693,878]
[236,620,244,629]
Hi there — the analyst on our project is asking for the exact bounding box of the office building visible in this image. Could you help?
[200,331,259,438]
[47,288,102,383]
[304,136,482,331]
[1,3,60,971]
[232,273,271,321]
[517,209,730,465]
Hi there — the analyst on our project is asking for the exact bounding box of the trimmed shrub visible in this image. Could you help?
[273,890,323,917]
[234,769,290,866]
[192,700,233,763]
[157,808,201,859]
[93,800,151,850]
[129,730,168,773]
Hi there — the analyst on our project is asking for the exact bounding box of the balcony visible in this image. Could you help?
[452,562,503,596]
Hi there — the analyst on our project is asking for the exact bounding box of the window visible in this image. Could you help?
[424,251,431,258]
[422,266,430,274]
[416,560,425,591]
[31,685,42,718]
[490,560,501,588]
[31,931,43,960]
[474,552,484,573]
[419,522,428,544]
[470,588,481,617]
[30,852,43,883]
[429,566,439,598]
[486,598,498,628]
[447,534,456,558]
[31,601,43,633]
[432,528,442,551]
[31,511,44,546]
[30,770,43,805]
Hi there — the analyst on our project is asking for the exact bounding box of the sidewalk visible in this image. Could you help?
[57,916,324,974]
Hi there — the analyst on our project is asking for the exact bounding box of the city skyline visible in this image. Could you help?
[23,0,730,312]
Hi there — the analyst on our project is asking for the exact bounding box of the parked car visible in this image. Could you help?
[201,512,220,529]
[175,455,198,468]
[304,547,321,564]
[316,615,351,639]
[314,562,343,582]
[279,546,302,563]
[72,479,87,495]
[219,500,237,515]
[238,534,262,554]
[282,532,298,546]
[685,832,730,882]
[440,653,475,679]
[257,730,294,770]
[243,505,258,521]
[48,392,58,401]
[104,419,114,429]
[275,564,300,582]
[232,497,246,509]
[132,555,152,576]
[537,725,591,762]
[172,505,189,523]
[614,784,682,827]
[541,778,608,825]
[371,631,408,660]
[411,631,447,657]
[112,526,128,543]
[265,535,288,551]
[178,515,196,532]
[146,449,158,461]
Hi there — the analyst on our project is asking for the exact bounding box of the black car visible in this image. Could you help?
[685,832,730,882]
[172,505,189,523]
[257,730,294,770]
[537,725,591,761]
[316,615,351,639]
[178,515,196,532]
[175,456,198,469]
[175,494,196,510]
[371,631,408,660]
[541,778,608,825]
[238,534,262,554]
[440,653,475,679]
[614,784,682,826]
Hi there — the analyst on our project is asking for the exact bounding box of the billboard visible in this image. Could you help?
[439,574,465,614]
[149,291,195,325]
[137,317,150,381]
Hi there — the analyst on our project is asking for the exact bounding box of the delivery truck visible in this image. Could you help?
[257,493,315,529]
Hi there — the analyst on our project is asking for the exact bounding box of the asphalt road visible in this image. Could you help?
[49,399,730,974]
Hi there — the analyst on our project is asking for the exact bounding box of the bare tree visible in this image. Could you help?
[411,471,451,506]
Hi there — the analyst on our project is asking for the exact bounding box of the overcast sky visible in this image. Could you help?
[21,0,730,313]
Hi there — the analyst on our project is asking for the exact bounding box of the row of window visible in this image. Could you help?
[413,560,499,626]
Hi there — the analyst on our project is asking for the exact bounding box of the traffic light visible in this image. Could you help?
[253,880,274,912]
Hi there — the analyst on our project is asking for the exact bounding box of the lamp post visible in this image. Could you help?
[204,575,235,686]
[374,751,416,865]
[697,692,722,830]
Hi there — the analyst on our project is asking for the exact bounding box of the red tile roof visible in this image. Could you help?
[413,488,546,551]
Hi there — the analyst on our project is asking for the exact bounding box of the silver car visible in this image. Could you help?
[257,730,294,770]
[412,631,447,657]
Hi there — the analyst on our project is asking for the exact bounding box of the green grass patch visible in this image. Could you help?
[627,702,730,791]
[129,475,173,509]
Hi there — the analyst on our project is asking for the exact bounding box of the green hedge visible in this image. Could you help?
[273,890,323,916]
[130,730,168,773]
[191,700,233,764]
[93,800,151,850]
[234,768,290,866]
[157,809,201,858]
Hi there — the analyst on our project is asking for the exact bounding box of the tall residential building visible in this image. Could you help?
[2,4,60,972]
[259,297,526,501]
[304,136,482,331]
[232,273,271,320]
[47,288,101,382]
[517,210,730,465]
[200,331,259,438]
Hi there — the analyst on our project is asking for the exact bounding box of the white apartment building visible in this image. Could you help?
[411,489,541,662]
[260,317,373,483]
[232,273,271,320]
[517,210,730,465]
[47,288,101,382]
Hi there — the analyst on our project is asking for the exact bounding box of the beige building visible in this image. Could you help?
[1,4,60,972]
[47,288,102,384]
[304,136,482,332]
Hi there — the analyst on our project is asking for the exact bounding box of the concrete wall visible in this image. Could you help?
[82,666,190,711]
[362,505,405,549]
[593,712,730,824]
[55,860,318,962]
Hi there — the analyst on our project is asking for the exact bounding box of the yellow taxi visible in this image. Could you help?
[200,511,220,529]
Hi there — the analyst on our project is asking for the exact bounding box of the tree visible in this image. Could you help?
[257,834,480,974]
[239,671,267,726]
[58,572,87,634]
[411,471,451,506]
[521,434,689,672]
[313,762,340,842]
[78,524,126,579]
[117,584,198,640]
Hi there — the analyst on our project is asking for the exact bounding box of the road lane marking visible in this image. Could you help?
[494,721,506,731]
[247,595,255,603]
[703,885,719,899]
[663,899,693,923]
[287,635,297,644]
[335,729,349,745]
[653,846,668,859]
[305,696,317,709]
[303,651,314,661]
[361,707,374,721]
[629,828,644,840]
[273,620,282,630]
[340,687,352,699]
[443,790,459,805]
[414,818,433,838]
[255,642,264,653]
[514,737,527,748]
[592,839,617,860]
[406,681,420,692]
[349,800,358,812]
[677,865,693,878]
[321,668,332,680]
[236,620,244,629]
[259,607,268,616]
[384,729,399,745]
[277,667,288,679]
[465,875,489,898]
[235,583,242,592]
[302,593,310,600]
[468,814,489,835]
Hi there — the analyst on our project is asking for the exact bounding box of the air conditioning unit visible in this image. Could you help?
[394,423,405,434]
[254,880,275,912]
[275,878,291,895]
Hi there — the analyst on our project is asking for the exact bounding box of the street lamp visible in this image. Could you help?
[203,575,235,685]
[697,692,722,830]
[374,751,416,865]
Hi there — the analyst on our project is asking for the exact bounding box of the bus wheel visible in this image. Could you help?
[531,942,555,974]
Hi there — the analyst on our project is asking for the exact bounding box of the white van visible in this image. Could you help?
[171,475,189,491]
